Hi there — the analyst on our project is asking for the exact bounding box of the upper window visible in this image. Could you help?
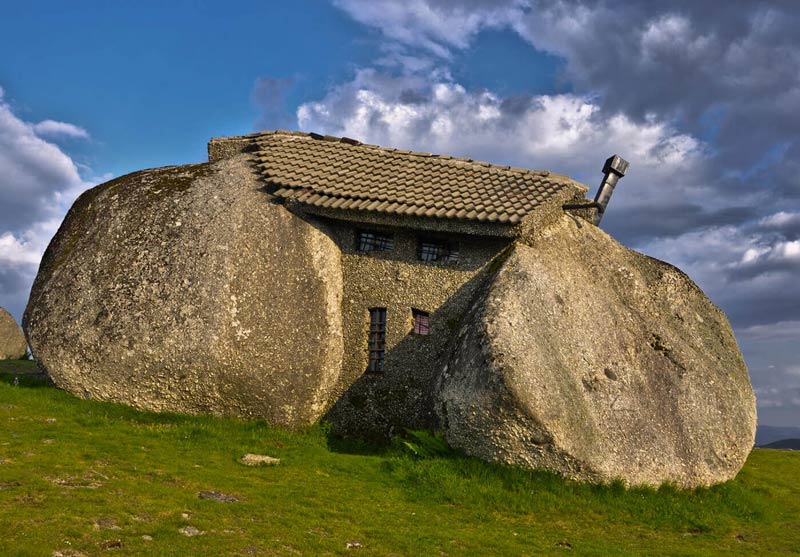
[418,238,459,262]
[412,309,430,336]
[367,308,387,373]
[357,230,394,253]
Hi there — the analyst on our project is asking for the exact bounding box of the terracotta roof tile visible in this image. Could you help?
[245,131,586,225]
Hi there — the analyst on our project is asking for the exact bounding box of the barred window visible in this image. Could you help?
[357,230,394,252]
[412,309,430,335]
[367,308,387,373]
[418,238,459,262]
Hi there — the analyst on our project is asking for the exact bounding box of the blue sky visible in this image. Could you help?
[1,0,799,426]
[0,1,564,177]
[0,1,372,174]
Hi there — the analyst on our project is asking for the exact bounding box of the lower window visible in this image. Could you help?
[412,309,430,335]
[367,308,387,373]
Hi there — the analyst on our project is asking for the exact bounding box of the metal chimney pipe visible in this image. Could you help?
[593,154,629,226]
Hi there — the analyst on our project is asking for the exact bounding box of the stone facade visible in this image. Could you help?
[319,217,510,438]
[22,131,758,486]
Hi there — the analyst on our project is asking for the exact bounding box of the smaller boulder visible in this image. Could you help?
[0,308,26,360]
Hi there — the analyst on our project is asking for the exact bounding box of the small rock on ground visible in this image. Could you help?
[179,526,202,537]
[198,490,239,502]
[240,453,280,466]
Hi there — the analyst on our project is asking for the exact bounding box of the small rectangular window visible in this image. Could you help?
[418,238,459,262]
[412,309,430,335]
[367,308,387,373]
[357,230,394,252]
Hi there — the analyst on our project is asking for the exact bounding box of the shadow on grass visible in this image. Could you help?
[324,427,456,459]
[324,427,394,456]
[0,370,53,389]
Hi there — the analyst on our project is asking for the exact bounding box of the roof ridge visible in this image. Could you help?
[214,129,571,182]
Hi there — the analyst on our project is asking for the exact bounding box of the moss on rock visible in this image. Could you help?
[24,156,345,429]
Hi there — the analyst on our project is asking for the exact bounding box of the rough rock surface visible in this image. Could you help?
[24,155,345,428]
[437,215,756,487]
[0,307,27,360]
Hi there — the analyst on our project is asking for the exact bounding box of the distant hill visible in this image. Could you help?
[762,438,800,450]
[756,425,800,446]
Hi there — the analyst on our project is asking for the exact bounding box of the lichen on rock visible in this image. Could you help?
[436,215,757,487]
[24,155,345,428]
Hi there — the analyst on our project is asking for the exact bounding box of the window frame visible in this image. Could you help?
[356,229,394,253]
[411,309,430,336]
[366,307,387,373]
[417,236,459,263]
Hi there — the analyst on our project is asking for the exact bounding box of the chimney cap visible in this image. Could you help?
[603,154,629,177]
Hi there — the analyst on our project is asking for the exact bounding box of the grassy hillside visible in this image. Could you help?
[0,360,798,556]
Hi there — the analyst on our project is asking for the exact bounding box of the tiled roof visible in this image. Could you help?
[249,130,587,225]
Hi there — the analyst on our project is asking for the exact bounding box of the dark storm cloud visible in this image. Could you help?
[333,0,800,216]
[329,0,800,422]
[332,0,800,246]
[758,212,800,240]
[603,204,759,244]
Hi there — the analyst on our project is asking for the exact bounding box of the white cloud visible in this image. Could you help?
[739,321,800,342]
[32,119,90,140]
[297,69,710,212]
[332,0,524,58]
[318,0,800,424]
[761,211,800,228]
[0,89,96,320]
[0,224,56,267]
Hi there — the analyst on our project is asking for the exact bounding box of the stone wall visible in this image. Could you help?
[321,218,511,438]
[207,136,259,163]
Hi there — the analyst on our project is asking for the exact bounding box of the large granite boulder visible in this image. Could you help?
[437,215,756,487]
[0,307,27,360]
[24,155,345,428]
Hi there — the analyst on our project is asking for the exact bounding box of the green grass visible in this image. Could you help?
[0,360,798,556]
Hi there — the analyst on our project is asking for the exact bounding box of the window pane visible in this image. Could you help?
[368,308,387,372]
[412,309,430,335]
[418,238,458,262]
[357,230,394,252]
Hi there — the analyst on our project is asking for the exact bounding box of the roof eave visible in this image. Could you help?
[288,202,520,238]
